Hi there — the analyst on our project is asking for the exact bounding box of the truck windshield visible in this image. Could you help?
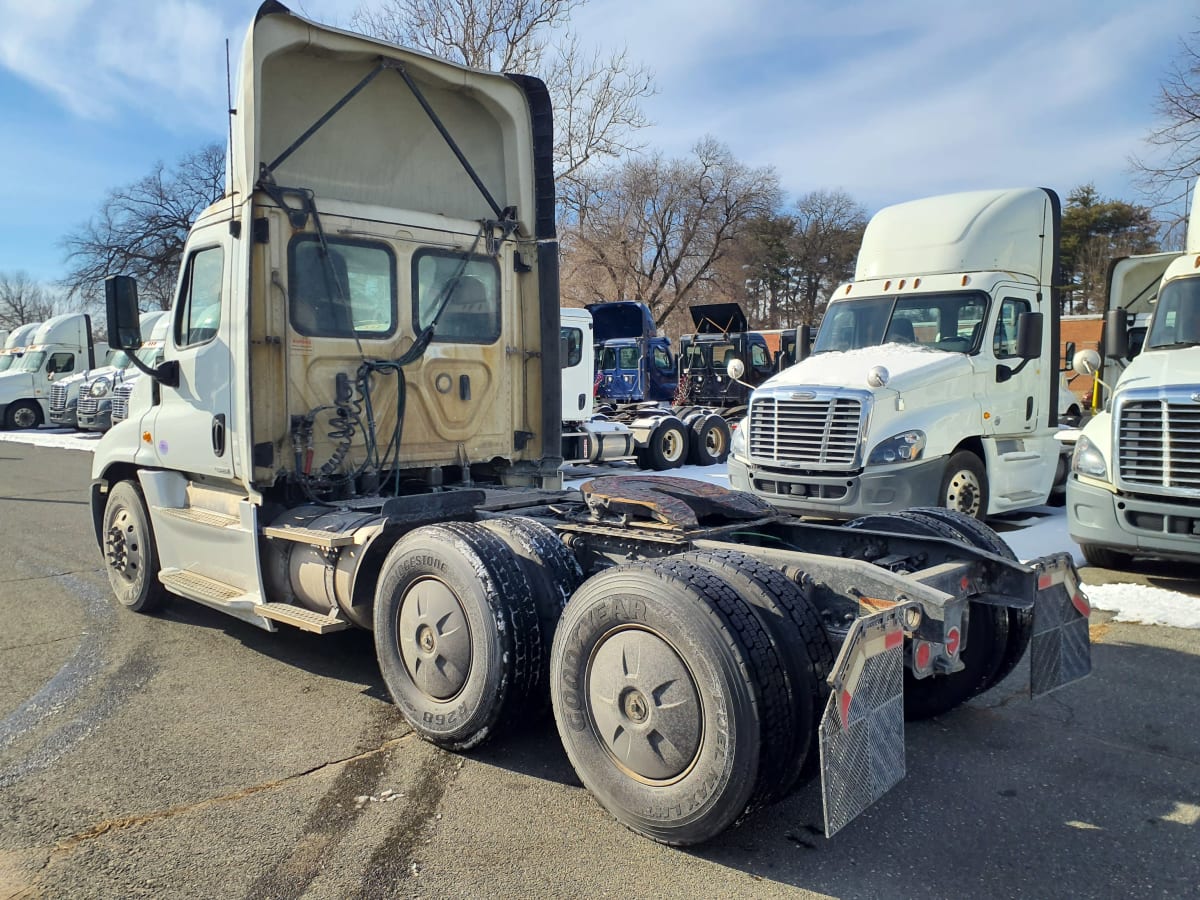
[108,351,132,369]
[1146,275,1200,349]
[0,356,13,373]
[19,351,45,373]
[813,291,988,355]
[136,345,164,367]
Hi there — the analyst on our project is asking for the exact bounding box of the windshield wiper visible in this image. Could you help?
[1147,341,1200,350]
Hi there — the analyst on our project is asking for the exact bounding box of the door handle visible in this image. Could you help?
[212,413,226,457]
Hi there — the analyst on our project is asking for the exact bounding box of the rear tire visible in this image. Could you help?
[1080,542,1133,570]
[550,558,784,845]
[680,549,833,795]
[644,417,688,470]
[687,414,731,466]
[846,511,1008,719]
[102,480,167,613]
[374,522,541,750]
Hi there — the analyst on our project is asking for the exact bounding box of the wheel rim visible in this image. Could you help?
[585,626,703,783]
[11,405,36,429]
[398,577,472,701]
[704,423,727,458]
[105,506,143,585]
[944,468,983,517]
[661,428,684,463]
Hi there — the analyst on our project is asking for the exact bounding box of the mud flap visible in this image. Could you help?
[819,604,916,838]
[1030,555,1092,697]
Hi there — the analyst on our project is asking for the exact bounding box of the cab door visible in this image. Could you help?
[146,226,235,480]
[984,290,1041,437]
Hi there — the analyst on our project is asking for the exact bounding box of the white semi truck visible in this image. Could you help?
[89,3,1089,847]
[0,322,42,374]
[72,311,169,432]
[730,188,1069,521]
[0,313,106,429]
[1067,193,1200,566]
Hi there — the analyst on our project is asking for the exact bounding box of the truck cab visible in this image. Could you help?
[76,311,169,432]
[1067,209,1200,565]
[0,322,42,375]
[588,301,677,404]
[0,314,102,429]
[677,303,780,411]
[730,188,1063,520]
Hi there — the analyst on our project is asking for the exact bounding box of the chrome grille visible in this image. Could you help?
[748,392,866,468]
[1116,392,1200,497]
[112,384,134,423]
[48,382,68,414]
[78,395,101,416]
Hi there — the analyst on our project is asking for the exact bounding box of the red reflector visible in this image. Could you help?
[916,642,932,670]
[1038,573,1053,590]
[839,690,853,729]
[1071,592,1091,617]
[885,630,903,650]
[945,627,961,656]
[960,576,970,591]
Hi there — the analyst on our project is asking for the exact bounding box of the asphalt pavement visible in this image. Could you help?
[1,443,1198,899]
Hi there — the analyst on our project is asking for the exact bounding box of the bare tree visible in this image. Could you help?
[351,0,653,212]
[1132,24,1200,241]
[789,190,867,326]
[61,143,226,310]
[564,138,781,327]
[0,272,59,330]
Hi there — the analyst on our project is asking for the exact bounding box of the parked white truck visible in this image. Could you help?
[72,311,169,432]
[89,3,1089,847]
[0,322,42,374]
[0,313,106,429]
[1067,197,1200,566]
[730,188,1068,520]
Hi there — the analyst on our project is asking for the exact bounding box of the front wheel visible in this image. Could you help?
[940,451,988,519]
[1080,542,1133,570]
[5,400,42,430]
[102,480,167,613]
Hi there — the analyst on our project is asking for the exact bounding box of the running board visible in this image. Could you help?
[261,525,356,548]
[157,568,274,631]
[258,602,351,634]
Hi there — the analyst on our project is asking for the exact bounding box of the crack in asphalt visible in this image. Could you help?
[4,569,102,585]
[0,635,81,654]
[46,733,417,863]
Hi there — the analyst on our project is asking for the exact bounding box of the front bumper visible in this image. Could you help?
[729,453,945,519]
[1068,475,1200,563]
[49,407,78,427]
[78,408,113,432]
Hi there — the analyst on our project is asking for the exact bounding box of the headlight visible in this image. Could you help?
[868,430,926,465]
[1071,434,1108,479]
[730,416,748,457]
[89,377,111,398]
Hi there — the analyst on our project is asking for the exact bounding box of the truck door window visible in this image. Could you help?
[290,237,395,339]
[413,249,500,344]
[174,246,225,349]
[560,327,583,368]
[47,352,74,374]
[993,298,1030,359]
[652,346,673,372]
[600,347,617,370]
[618,346,639,369]
[1147,276,1200,348]
[751,343,769,370]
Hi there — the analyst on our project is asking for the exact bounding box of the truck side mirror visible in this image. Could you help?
[1104,308,1130,359]
[1015,311,1042,359]
[105,275,143,350]
[726,357,746,381]
[1073,348,1101,376]
[797,324,812,362]
[1063,341,1076,371]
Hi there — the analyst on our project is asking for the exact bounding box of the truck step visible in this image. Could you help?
[257,603,351,634]
[156,506,240,529]
[158,568,255,606]
[261,525,356,548]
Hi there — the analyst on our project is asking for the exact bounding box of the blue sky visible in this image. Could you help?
[0,0,1195,288]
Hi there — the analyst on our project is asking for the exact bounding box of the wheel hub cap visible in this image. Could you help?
[398,578,471,700]
[104,510,141,583]
[946,470,982,516]
[13,407,35,428]
[587,628,702,782]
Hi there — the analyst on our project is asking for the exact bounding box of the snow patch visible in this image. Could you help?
[0,428,101,452]
[1083,582,1200,629]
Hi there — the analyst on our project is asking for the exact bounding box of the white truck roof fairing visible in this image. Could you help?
[231,1,541,236]
[3,322,40,352]
[855,188,1058,283]
[1105,251,1180,317]
[29,313,90,348]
